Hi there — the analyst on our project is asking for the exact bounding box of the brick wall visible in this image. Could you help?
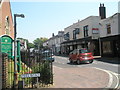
[0,0,14,39]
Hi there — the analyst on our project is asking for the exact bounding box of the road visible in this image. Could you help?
[53,56,119,74]
[52,56,120,88]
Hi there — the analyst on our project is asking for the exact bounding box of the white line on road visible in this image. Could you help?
[54,56,68,60]
[93,67,119,89]
[53,65,63,69]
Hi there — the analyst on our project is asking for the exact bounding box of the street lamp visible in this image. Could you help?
[14,14,25,88]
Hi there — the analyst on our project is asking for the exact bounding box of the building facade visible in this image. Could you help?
[99,13,120,57]
[61,16,101,55]
[0,0,14,39]
[43,31,64,55]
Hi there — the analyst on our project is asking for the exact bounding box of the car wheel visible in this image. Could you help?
[89,60,93,63]
[69,59,72,63]
[77,59,80,65]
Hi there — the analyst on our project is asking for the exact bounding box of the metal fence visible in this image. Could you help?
[0,53,14,89]
[0,50,53,89]
[19,50,53,88]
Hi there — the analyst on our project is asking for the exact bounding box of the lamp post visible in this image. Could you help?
[14,14,25,88]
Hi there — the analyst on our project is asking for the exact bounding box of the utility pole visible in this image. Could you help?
[14,14,25,88]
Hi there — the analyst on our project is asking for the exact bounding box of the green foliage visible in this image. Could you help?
[32,61,53,84]
[28,42,34,49]
[33,37,48,49]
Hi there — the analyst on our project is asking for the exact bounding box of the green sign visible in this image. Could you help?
[0,35,13,58]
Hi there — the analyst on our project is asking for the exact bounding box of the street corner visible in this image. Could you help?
[92,67,120,89]
[52,66,110,88]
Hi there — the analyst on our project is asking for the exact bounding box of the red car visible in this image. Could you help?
[69,48,94,64]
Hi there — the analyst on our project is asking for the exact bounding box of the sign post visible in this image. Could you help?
[21,73,40,88]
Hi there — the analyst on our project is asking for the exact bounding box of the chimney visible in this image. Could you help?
[99,3,106,19]
[52,33,54,37]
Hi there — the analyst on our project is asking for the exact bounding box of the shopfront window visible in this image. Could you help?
[103,41,112,54]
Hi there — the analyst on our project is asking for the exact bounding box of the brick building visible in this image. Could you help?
[0,0,14,39]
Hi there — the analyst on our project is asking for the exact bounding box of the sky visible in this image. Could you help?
[10,0,119,43]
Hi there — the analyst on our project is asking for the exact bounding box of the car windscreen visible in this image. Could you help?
[79,49,89,53]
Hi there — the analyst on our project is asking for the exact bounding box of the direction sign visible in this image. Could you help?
[21,73,40,78]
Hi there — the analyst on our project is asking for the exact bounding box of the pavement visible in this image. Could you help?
[49,55,120,89]
[94,56,120,64]
[50,66,110,88]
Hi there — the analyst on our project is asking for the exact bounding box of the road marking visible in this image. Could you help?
[93,67,113,88]
[54,56,68,60]
[109,72,119,89]
[53,65,63,69]
[93,67,119,89]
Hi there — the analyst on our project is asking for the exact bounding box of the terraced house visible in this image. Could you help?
[99,13,120,57]
[0,0,14,39]
[61,16,101,56]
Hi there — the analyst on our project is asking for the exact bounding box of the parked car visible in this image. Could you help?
[69,48,94,64]
[42,50,55,62]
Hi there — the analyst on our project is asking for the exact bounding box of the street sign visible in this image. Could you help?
[21,73,40,78]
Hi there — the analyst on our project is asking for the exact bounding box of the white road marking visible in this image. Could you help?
[53,65,63,69]
[54,56,68,60]
[93,67,119,89]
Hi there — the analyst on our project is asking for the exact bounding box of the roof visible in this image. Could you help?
[100,13,120,22]
[64,16,100,30]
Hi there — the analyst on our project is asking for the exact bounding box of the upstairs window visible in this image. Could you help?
[73,30,76,40]
[83,25,89,37]
[64,32,70,40]
[73,28,80,40]
[106,24,111,34]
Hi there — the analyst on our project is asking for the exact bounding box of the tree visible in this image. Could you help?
[33,37,48,49]
[28,42,34,49]
[17,37,34,49]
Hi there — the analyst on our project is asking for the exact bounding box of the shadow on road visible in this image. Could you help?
[94,57,120,64]
[67,62,91,66]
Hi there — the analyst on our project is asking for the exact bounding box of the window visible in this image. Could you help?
[75,28,80,34]
[73,30,76,40]
[106,24,111,34]
[83,25,89,37]
[102,41,112,54]
[73,28,80,40]
[79,49,89,53]
[64,32,69,40]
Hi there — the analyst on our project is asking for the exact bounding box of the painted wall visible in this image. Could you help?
[100,13,119,38]
[64,16,100,41]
